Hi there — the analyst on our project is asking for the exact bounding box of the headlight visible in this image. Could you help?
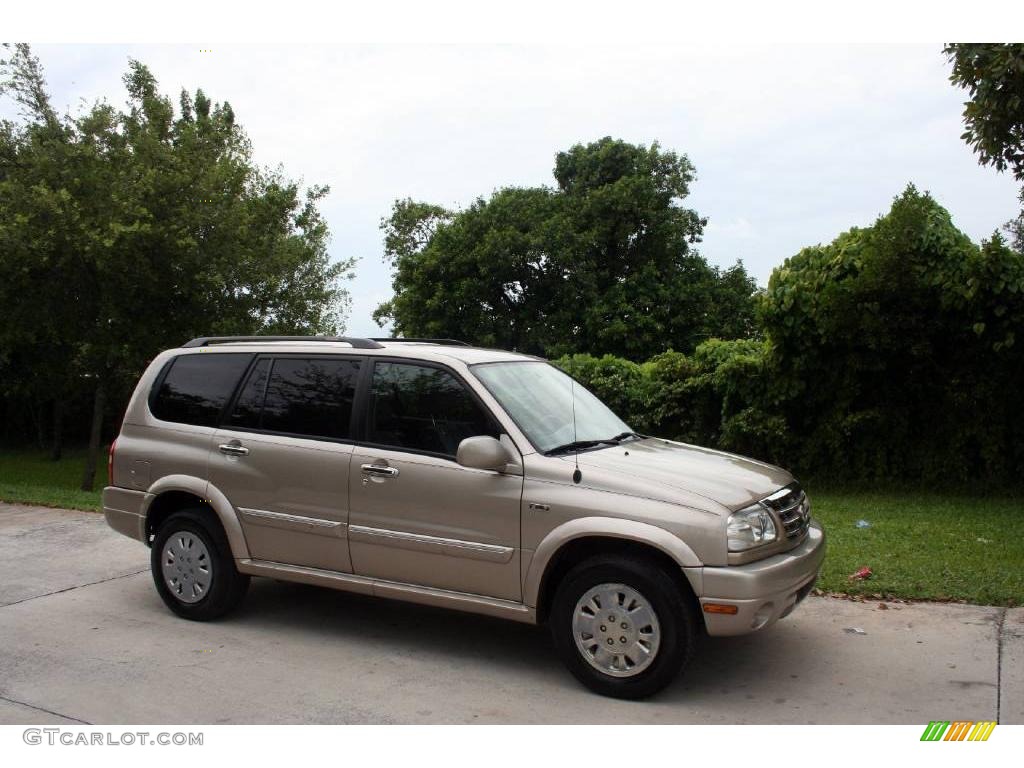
[727,504,777,552]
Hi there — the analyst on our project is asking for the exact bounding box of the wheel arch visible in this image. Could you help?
[142,475,249,559]
[525,517,702,623]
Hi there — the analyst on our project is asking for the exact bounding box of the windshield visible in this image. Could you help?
[472,361,632,454]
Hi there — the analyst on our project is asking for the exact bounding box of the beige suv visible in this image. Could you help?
[103,336,825,698]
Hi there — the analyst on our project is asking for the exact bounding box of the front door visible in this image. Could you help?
[209,355,362,572]
[348,360,523,601]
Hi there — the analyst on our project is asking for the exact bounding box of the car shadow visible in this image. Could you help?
[228,577,823,704]
[235,577,561,674]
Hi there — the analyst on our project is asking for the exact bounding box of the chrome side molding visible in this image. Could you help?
[238,507,346,537]
[348,524,515,564]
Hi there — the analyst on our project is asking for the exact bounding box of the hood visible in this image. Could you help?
[573,437,793,511]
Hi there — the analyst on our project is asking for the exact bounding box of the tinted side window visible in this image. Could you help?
[368,362,499,456]
[230,357,359,439]
[227,358,270,429]
[151,353,252,427]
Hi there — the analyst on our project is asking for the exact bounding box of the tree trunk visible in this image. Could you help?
[33,401,46,450]
[50,399,64,461]
[80,381,106,492]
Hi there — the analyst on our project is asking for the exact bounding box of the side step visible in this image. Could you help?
[237,558,537,624]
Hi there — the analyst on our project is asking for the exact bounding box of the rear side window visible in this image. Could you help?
[150,353,252,427]
[227,357,360,440]
[228,358,270,429]
[367,362,499,456]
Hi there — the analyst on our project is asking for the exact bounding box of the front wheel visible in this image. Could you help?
[151,509,249,621]
[549,554,697,699]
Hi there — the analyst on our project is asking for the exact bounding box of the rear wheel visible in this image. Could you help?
[151,509,249,621]
[550,554,696,699]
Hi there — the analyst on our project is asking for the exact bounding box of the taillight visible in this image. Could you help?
[108,438,117,487]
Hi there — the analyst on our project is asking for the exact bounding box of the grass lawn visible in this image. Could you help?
[809,487,1022,606]
[0,450,1020,605]
[0,449,103,512]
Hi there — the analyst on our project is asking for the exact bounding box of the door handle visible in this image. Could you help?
[219,443,250,457]
[361,463,399,478]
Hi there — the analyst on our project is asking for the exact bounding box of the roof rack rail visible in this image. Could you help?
[370,337,471,347]
[182,335,384,349]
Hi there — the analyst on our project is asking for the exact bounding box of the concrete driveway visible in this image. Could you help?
[0,502,1019,724]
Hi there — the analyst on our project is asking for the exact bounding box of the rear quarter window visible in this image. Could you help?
[150,353,252,427]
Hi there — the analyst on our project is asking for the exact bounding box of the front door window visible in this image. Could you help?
[366,362,499,457]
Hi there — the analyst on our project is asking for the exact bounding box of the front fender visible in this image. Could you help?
[142,474,250,560]
[523,516,702,608]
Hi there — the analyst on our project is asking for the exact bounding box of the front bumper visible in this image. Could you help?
[102,486,148,543]
[696,521,825,636]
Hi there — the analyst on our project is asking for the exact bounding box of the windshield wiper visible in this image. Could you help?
[545,439,609,456]
[607,431,643,443]
[545,432,644,456]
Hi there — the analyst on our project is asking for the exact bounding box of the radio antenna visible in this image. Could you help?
[570,360,582,484]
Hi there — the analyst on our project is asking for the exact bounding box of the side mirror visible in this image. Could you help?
[456,436,512,472]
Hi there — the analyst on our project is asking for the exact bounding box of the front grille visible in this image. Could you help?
[760,483,810,541]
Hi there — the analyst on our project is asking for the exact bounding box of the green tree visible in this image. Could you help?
[376,137,757,359]
[760,185,1024,481]
[944,43,1024,251]
[0,44,97,460]
[0,44,353,489]
[376,187,566,353]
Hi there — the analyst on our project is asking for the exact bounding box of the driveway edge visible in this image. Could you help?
[999,607,1023,724]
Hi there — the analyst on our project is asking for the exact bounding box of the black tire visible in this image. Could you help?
[150,508,249,621]
[549,553,697,699]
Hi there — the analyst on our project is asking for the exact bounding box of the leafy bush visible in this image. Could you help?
[556,187,1024,485]
[761,185,1024,482]
[555,339,788,467]
[554,354,648,429]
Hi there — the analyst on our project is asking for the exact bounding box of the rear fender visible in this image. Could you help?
[142,475,250,560]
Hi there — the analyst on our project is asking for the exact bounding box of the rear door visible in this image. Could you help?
[209,354,361,572]
[143,351,255,487]
[347,359,524,601]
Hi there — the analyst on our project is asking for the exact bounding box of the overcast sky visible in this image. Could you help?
[10,44,1022,336]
